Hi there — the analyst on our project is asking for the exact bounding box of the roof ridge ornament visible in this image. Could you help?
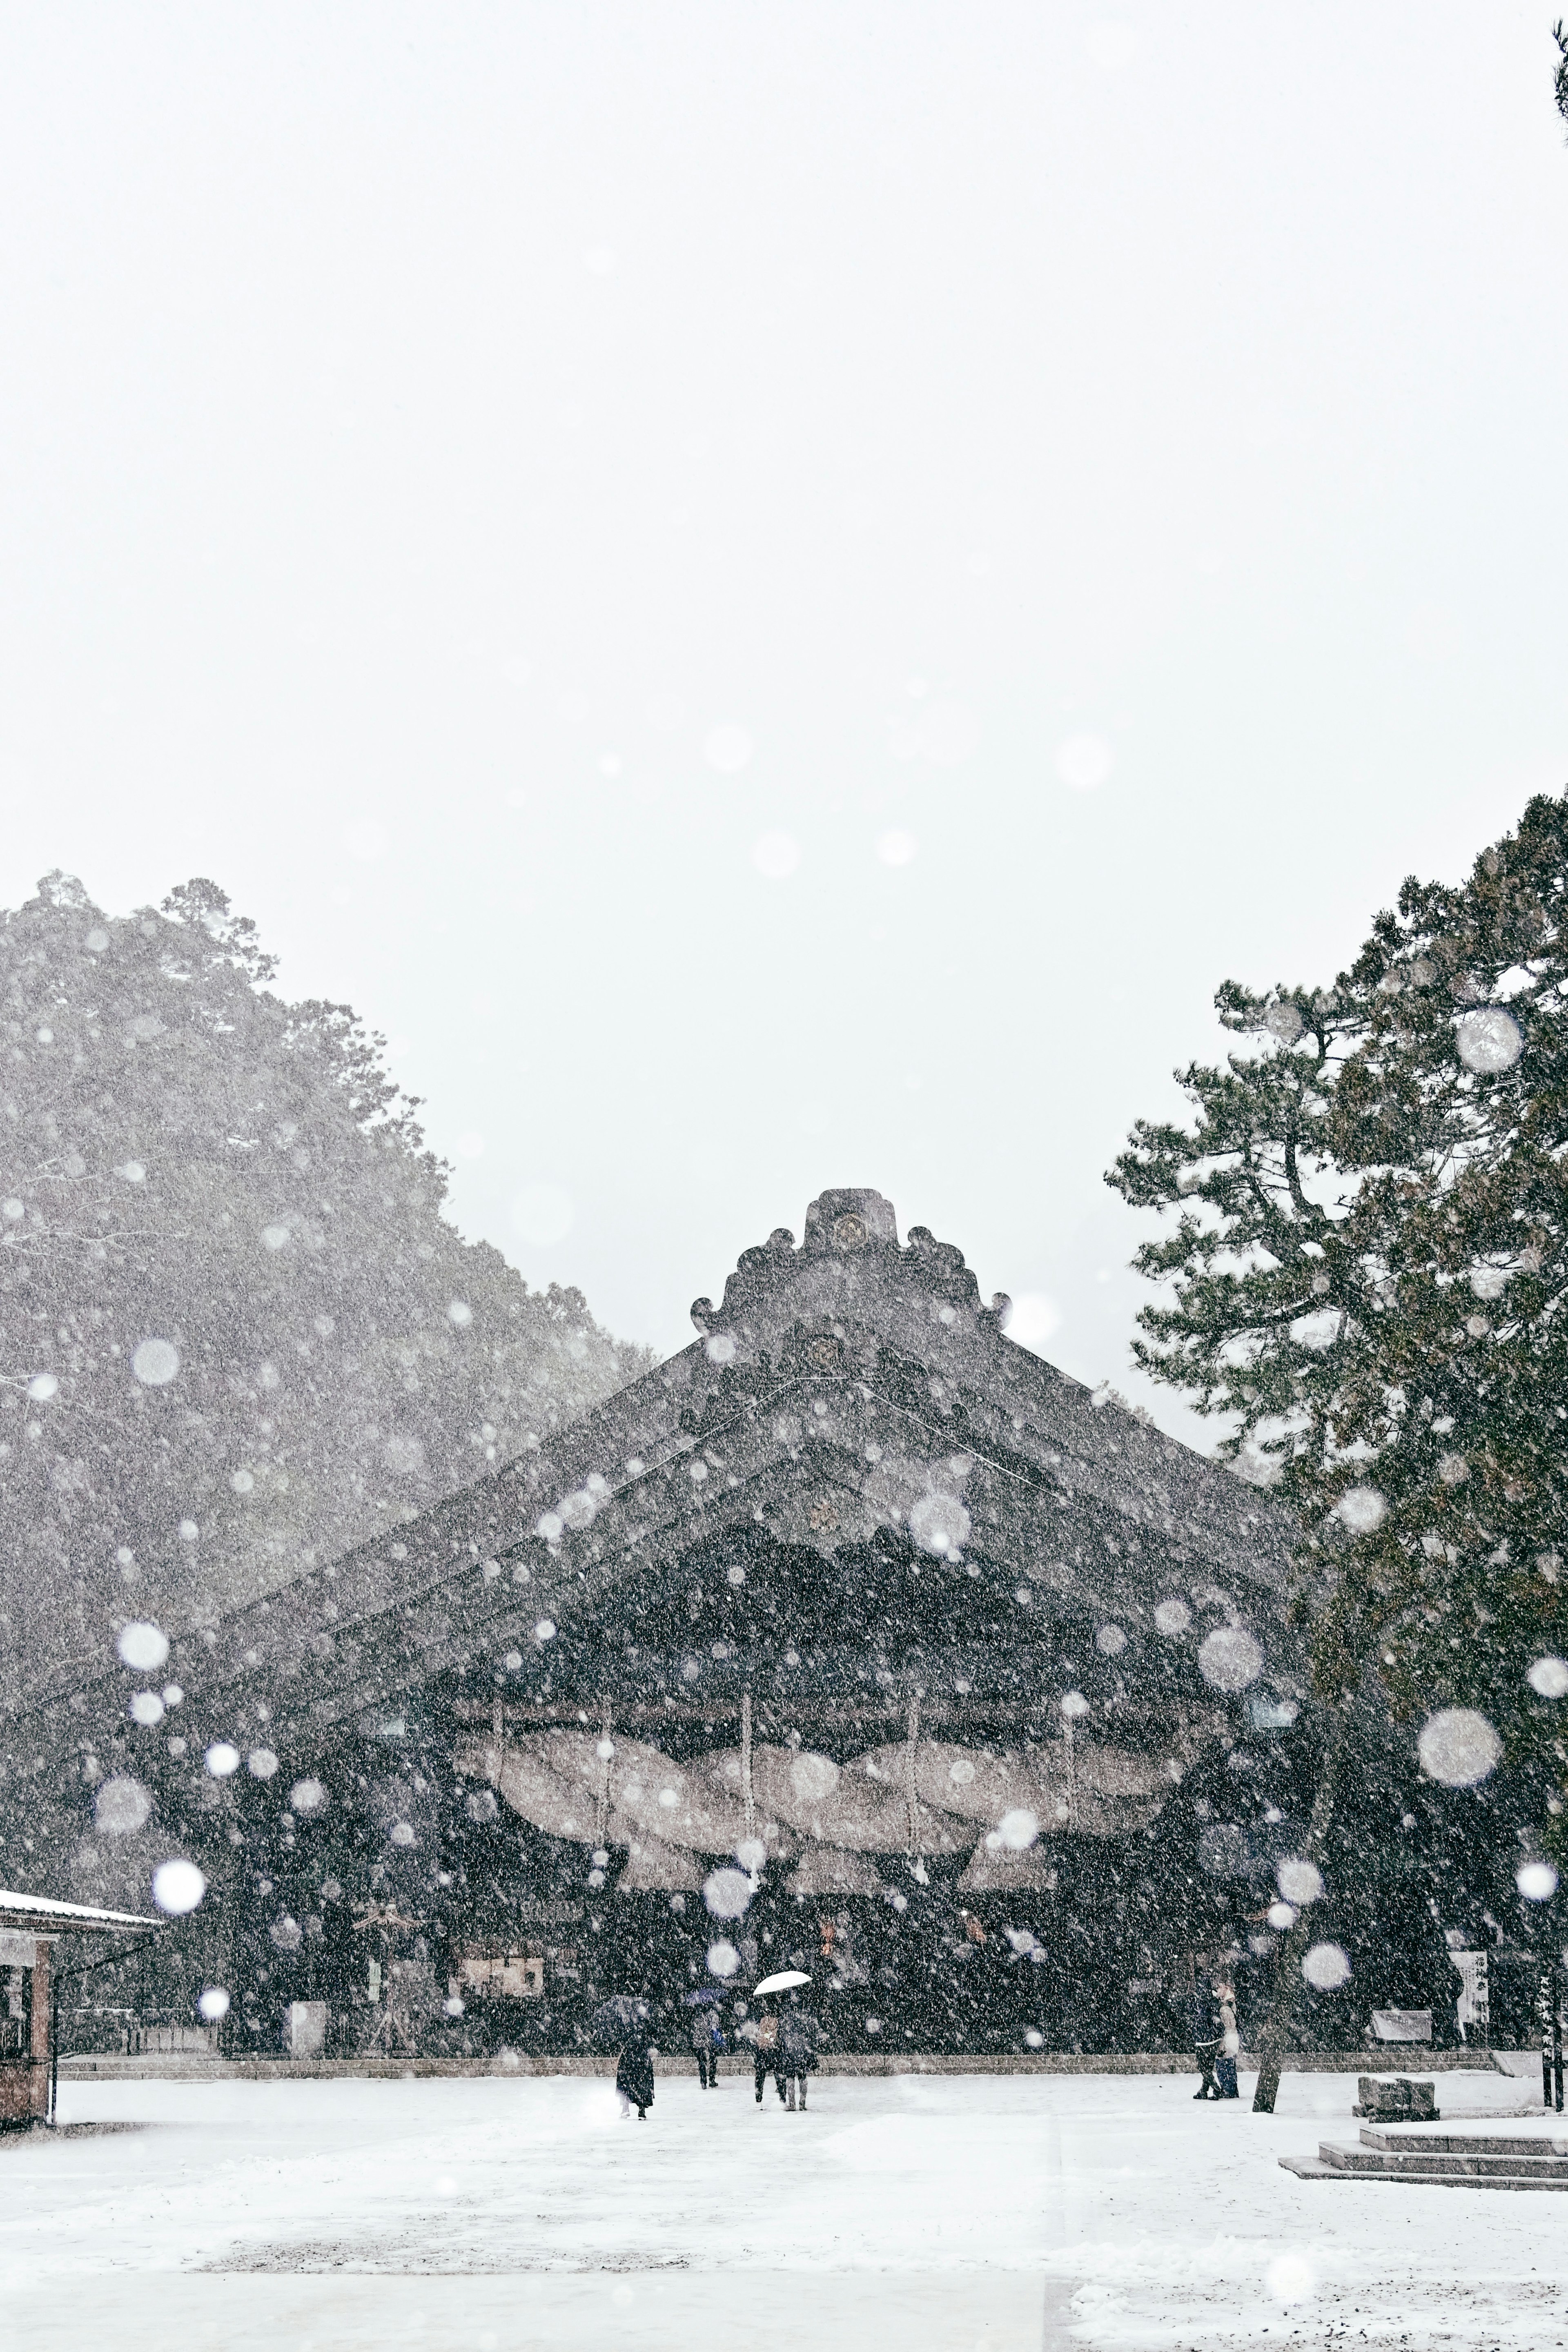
[690,1222,798,1334]
[690,1189,1008,1338]
[802,1187,899,1255]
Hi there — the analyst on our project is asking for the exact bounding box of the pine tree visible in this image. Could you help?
[0,873,649,1713]
[1106,793,1568,2099]
[1108,799,1568,1736]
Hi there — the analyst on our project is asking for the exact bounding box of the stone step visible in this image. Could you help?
[1318,2140,1568,2180]
[1361,2125,1568,2158]
[1281,2154,1568,2190]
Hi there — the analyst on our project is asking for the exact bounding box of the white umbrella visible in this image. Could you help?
[752,1968,811,1997]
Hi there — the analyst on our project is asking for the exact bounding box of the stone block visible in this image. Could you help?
[1352,2073,1439,2120]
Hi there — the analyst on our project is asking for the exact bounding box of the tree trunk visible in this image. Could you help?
[1251,1706,1348,2114]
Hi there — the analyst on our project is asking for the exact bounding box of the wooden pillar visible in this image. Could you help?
[595,1693,613,1851]
[904,1694,922,1854]
[740,1690,757,1852]
[30,1940,51,2124]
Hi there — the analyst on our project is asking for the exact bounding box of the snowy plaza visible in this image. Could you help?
[2,2065,1564,2352]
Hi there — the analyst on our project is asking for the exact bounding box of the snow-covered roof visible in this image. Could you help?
[0,1187,1301,1795]
[0,1887,158,1933]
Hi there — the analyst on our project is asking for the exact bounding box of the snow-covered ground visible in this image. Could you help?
[0,2066,1561,2351]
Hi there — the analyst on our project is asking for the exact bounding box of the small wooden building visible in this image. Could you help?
[1,1887,157,2127]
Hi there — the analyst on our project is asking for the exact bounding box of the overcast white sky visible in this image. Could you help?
[2,3,1565,1440]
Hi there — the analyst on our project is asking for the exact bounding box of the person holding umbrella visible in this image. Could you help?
[751,1968,814,2110]
[616,2030,656,2120]
[749,2005,780,2102]
[778,1995,820,2111]
[589,1996,656,2121]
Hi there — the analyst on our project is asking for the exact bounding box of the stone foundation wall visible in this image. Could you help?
[57,2047,1521,2082]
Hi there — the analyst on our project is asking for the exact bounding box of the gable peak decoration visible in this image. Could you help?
[690,1187,1012,1344]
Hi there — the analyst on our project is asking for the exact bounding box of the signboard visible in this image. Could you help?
[1370,2008,1432,2042]
[1451,1949,1490,2042]
[456,1950,545,2000]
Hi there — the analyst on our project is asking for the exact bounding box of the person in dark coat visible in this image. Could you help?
[616,2035,655,2120]
[689,2007,722,2089]
[778,2001,820,2111]
[1192,1968,1224,2100]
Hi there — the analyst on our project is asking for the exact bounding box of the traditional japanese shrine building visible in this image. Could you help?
[4,1189,1322,2058]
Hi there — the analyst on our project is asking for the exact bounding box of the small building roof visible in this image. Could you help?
[0,1886,158,1935]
